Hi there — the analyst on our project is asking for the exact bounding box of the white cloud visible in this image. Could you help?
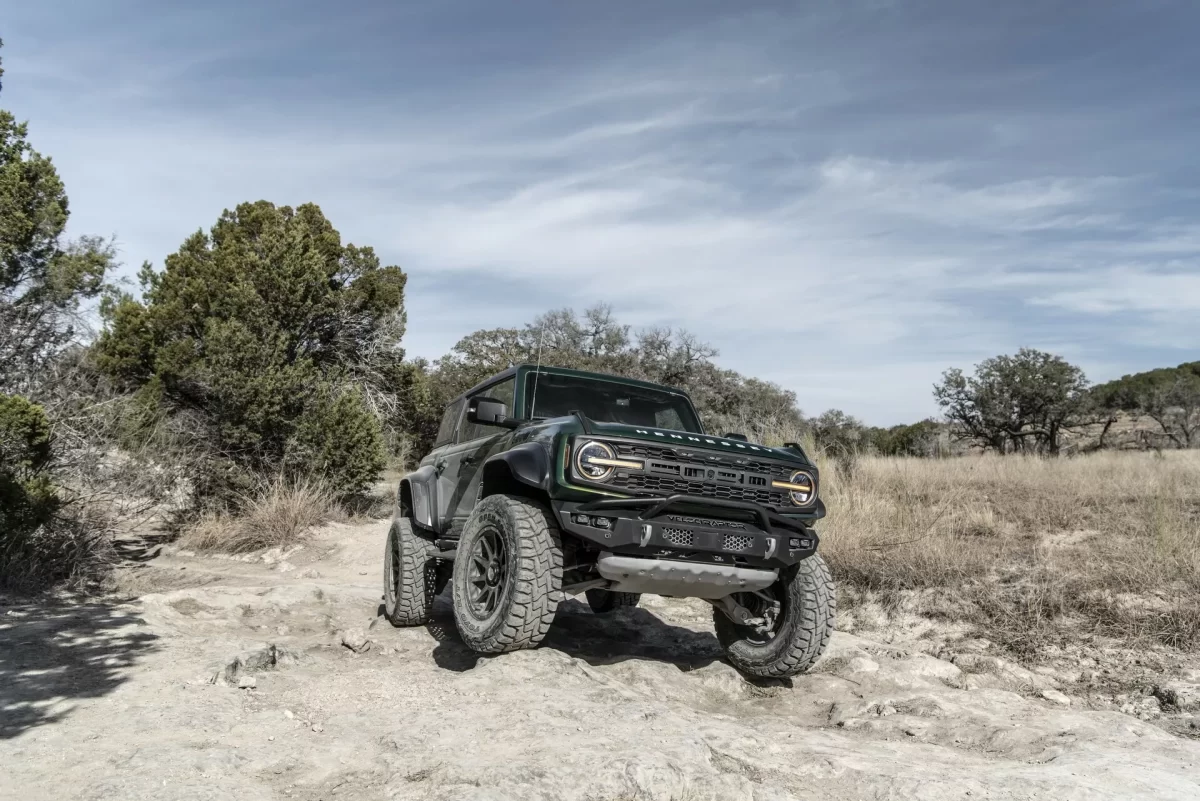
[812,156,1114,232]
[1029,267,1200,314]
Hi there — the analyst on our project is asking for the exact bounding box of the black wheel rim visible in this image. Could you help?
[466,526,507,618]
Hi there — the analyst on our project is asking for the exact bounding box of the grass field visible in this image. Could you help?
[816,450,1200,653]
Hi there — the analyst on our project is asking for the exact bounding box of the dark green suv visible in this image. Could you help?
[383,364,833,678]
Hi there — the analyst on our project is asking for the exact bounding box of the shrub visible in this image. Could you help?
[0,394,112,592]
[868,419,943,457]
[1093,361,1200,449]
[96,201,407,497]
[179,476,338,554]
[0,505,116,594]
[0,394,59,530]
[808,409,869,458]
[285,383,385,494]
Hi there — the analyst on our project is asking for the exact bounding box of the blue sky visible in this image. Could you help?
[3,0,1197,424]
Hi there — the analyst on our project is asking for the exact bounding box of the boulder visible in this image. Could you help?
[340,628,372,653]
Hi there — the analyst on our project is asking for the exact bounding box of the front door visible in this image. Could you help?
[428,398,465,531]
[450,377,517,530]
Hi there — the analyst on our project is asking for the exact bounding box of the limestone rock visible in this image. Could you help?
[340,628,371,653]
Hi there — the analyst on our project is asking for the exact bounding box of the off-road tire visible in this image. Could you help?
[585,588,641,613]
[452,494,563,654]
[383,517,438,627]
[714,554,835,679]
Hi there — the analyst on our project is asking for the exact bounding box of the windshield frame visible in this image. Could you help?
[519,369,704,434]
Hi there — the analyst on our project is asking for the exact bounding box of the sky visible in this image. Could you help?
[2,0,1197,425]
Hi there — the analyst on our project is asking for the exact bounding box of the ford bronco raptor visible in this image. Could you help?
[383,365,833,678]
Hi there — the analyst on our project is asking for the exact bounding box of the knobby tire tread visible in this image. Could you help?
[383,517,437,627]
[453,494,563,654]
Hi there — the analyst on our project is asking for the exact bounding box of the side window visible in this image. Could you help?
[435,400,465,447]
[460,378,516,443]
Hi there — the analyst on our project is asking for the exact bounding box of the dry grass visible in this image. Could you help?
[179,477,340,554]
[0,504,117,594]
[816,449,1200,652]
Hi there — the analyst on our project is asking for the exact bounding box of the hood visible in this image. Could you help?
[585,420,811,466]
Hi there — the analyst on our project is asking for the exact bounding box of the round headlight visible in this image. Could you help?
[788,470,815,506]
[574,440,616,482]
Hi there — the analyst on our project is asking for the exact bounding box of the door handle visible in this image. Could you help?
[461,455,477,467]
[434,458,447,474]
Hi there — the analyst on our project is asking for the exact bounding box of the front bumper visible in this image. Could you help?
[553,493,819,569]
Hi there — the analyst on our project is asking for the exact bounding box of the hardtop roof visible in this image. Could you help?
[453,363,690,405]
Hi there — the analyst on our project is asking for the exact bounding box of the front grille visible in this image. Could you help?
[619,473,786,507]
[662,528,693,547]
[591,437,810,510]
[614,443,794,481]
[616,442,674,459]
[723,534,755,552]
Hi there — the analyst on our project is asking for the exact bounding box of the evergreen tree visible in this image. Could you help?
[97,201,403,495]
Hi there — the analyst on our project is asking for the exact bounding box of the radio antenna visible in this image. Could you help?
[529,322,546,419]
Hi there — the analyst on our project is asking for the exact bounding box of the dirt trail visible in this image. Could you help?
[3,519,1199,801]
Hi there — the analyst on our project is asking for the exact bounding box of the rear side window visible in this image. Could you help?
[435,400,465,446]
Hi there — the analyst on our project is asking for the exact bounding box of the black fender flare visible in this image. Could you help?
[478,442,553,498]
[399,464,440,531]
[811,497,827,521]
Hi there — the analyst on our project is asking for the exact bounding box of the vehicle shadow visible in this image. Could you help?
[428,595,725,674]
[0,596,158,739]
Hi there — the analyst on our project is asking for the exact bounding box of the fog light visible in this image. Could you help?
[573,514,591,526]
[592,516,612,530]
[789,538,800,548]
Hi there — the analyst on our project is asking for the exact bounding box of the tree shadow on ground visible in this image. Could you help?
[0,596,158,739]
[428,595,725,674]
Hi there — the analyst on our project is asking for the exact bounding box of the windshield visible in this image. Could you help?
[524,372,703,433]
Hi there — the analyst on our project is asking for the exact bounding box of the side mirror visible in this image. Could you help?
[467,397,519,428]
[723,432,749,442]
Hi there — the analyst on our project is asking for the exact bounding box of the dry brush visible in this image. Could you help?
[815,450,1200,652]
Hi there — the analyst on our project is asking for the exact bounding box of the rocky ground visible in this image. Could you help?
[3,519,1199,801]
